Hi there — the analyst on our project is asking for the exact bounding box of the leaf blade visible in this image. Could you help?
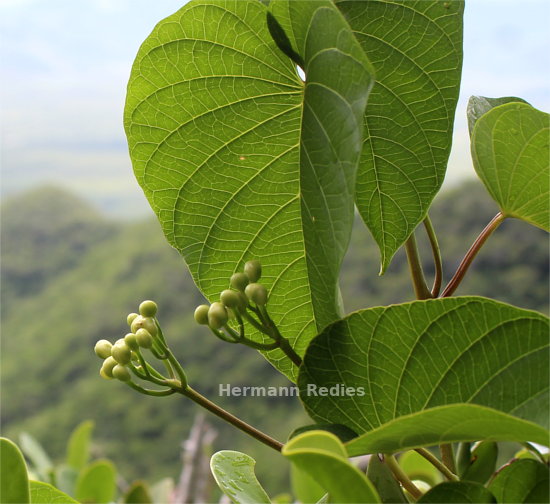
[0,438,30,504]
[29,481,78,504]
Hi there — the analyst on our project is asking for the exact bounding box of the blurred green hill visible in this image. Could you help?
[1,181,547,493]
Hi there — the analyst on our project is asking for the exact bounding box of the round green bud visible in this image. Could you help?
[135,328,153,349]
[139,300,158,318]
[127,312,139,326]
[230,272,249,292]
[112,364,131,382]
[194,304,210,325]
[99,367,113,380]
[220,289,242,309]
[124,333,139,350]
[101,356,117,378]
[244,260,262,283]
[244,283,268,305]
[111,342,132,365]
[208,302,229,329]
[94,339,112,359]
[131,315,158,337]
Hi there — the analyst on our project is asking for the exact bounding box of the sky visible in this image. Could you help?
[1,0,549,216]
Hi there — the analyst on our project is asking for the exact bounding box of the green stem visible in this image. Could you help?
[127,382,175,397]
[439,444,457,476]
[181,386,283,452]
[384,454,423,499]
[405,233,433,300]
[415,448,458,481]
[423,217,443,297]
[278,337,302,367]
[441,212,506,297]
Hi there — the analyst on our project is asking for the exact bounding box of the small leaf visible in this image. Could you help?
[66,421,94,471]
[210,451,270,504]
[298,296,549,451]
[417,482,496,503]
[0,438,30,504]
[399,451,442,486]
[366,454,408,504]
[488,459,550,503]
[19,433,53,483]
[282,431,380,503]
[467,96,529,135]
[461,441,498,485]
[75,459,116,504]
[54,465,79,497]
[290,465,325,504]
[345,405,548,457]
[122,481,153,504]
[471,102,550,231]
[29,481,78,504]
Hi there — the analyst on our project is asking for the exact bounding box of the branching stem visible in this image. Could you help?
[384,454,423,499]
[415,447,458,481]
[441,212,506,297]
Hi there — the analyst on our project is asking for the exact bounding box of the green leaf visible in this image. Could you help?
[471,102,550,231]
[366,455,408,504]
[417,482,496,503]
[290,464,325,504]
[297,297,550,454]
[399,451,441,487]
[210,450,270,504]
[336,0,464,272]
[1,438,30,504]
[54,465,79,497]
[124,0,374,379]
[149,478,174,504]
[74,460,116,504]
[282,431,380,504]
[29,481,78,504]
[345,405,548,457]
[461,441,498,485]
[19,432,53,483]
[488,459,550,504]
[122,481,153,504]
[467,96,529,135]
[289,423,358,443]
[66,421,94,471]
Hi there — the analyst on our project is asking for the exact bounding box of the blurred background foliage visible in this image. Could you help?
[1,180,548,494]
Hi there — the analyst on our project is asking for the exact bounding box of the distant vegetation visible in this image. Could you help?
[1,181,547,492]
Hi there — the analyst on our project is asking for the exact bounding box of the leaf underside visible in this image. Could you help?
[298,297,549,454]
[124,0,373,379]
[336,0,464,272]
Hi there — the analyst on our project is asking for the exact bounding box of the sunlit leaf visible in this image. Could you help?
[471,102,550,231]
[75,460,116,504]
[0,438,30,504]
[125,0,374,379]
[29,481,78,504]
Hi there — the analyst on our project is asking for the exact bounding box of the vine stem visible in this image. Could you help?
[415,448,458,481]
[180,385,283,452]
[384,454,423,499]
[441,212,506,297]
[439,444,457,476]
[423,217,443,297]
[405,233,433,300]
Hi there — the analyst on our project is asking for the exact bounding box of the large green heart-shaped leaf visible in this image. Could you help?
[336,0,464,272]
[124,0,374,379]
[282,431,380,504]
[210,451,270,504]
[298,297,549,452]
[471,102,550,231]
[345,405,548,457]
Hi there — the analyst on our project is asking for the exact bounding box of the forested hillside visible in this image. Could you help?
[2,181,547,492]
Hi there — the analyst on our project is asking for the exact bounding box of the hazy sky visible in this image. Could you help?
[1,0,549,215]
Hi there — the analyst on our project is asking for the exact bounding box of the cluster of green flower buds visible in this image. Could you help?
[194,260,268,331]
[94,300,158,382]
